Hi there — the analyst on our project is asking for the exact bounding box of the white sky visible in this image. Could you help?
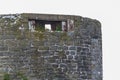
[0,0,120,80]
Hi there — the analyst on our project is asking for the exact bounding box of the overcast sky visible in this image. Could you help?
[0,0,120,80]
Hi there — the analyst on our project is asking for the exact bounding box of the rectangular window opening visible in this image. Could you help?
[28,19,74,32]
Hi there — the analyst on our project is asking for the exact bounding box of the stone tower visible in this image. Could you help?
[0,13,102,80]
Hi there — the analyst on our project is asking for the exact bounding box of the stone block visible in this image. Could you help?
[77,46,81,52]
[69,46,76,50]
[0,46,8,51]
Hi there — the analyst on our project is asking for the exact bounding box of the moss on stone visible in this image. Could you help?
[3,73,10,80]
[34,32,45,40]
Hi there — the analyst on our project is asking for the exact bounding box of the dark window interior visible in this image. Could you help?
[34,20,62,31]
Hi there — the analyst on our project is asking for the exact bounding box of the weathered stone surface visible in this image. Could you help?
[0,13,102,80]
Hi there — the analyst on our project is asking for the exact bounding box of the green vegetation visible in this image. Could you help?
[3,72,28,80]
[17,72,28,80]
[3,73,10,80]
[56,25,62,31]
[35,25,45,32]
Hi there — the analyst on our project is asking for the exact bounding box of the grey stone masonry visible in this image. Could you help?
[0,13,102,80]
